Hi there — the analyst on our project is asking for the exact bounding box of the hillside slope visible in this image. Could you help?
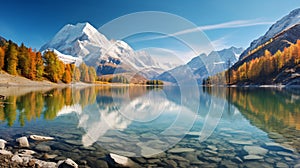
[233,24,300,69]
[239,8,300,60]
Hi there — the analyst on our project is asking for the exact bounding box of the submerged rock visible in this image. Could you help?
[164,159,177,167]
[96,160,109,168]
[228,140,253,145]
[264,142,294,153]
[168,148,195,153]
[294,163,300,168]
[207,145,218,151]
[243,155,263,160]
[232,156,243,163]
[64,140,82,146]
[30,135,54,141]
[35,144,51,152]
[206,156,222,163]
[16,137,29,148]
[243,146,268,155]
[276,162,289,168]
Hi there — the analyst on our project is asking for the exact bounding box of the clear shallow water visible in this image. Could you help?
[0,86,300,167]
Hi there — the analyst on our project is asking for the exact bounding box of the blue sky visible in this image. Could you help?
[1,0,300,60]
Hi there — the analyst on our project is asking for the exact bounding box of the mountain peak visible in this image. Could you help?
[40,22,110,56]
[76,22,93,28]
[74,22,98,35]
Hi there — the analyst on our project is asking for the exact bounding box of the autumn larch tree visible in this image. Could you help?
[0,47,5,70]
[88,66,97,83]
[79,63,90,82]
[43,50,64,83]
[62,64,72,84]
[35,51,44,80]
[5,41,18,75]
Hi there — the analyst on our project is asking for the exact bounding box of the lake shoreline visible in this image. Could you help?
[2,72,300,90]
[0,73,165,88]
[203,84,300,88]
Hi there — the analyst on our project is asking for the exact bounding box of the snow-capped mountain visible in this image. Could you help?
[41,22,170,78]
[41,22,110,61]
[157,47,243,83]
[239,8,300,60]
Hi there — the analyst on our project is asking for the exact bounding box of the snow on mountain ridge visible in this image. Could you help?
[42,48,83,66]
[53,22,109,47]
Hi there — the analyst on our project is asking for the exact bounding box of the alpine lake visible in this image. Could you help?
[0,85,300,168]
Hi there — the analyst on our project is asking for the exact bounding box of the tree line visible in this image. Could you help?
[146,80,164,85]
[98,75,129,84]
[0,40,96,83]
[204,40,300,85]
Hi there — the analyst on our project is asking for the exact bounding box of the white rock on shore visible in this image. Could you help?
[0,137,79,168]
[57,158,78,168]
[16,137,30,148]
[11,154,23,163]
[0,139,7,149]
[32,159,56,167]
[18,149,36,156]
[109,153,140,167]
[0,149,13,156]
[110,153,129,165]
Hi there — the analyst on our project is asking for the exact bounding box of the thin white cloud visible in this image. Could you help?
[178,19,273,34]
[211,36,230,51]
[140,47,194,64]
[129,19,273,42]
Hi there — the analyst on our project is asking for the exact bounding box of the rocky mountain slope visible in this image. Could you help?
[157,47,243,84]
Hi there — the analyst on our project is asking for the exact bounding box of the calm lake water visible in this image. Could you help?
[0,86,300,167]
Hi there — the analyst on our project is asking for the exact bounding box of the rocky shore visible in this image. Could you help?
[0,134,144,168]
[0,135,79,168]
